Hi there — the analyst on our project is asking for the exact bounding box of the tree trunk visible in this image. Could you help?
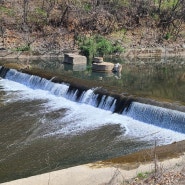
[23,0,29,25]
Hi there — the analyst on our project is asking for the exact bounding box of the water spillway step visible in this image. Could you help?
[0,66,185,134]
[125,102,185,133]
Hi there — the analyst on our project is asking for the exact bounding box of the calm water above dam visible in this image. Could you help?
[0,57,185,183]
[14,56,185,104]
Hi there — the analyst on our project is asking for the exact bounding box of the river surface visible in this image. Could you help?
[0,57,185,183]
[29,56,185,104]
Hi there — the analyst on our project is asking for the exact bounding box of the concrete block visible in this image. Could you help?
[92,62,114,71]
[92,57,103,63]
[64,53,87,65]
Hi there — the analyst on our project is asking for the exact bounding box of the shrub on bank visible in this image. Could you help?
[77,35,124,59]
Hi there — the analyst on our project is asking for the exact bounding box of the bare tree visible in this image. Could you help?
[23,0,29,25]
[157,0,185,40]
[0,18,5,47]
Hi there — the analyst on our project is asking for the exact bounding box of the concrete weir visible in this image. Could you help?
[1,65,185,184]
[63,53,87,64]
[2,142,185,185]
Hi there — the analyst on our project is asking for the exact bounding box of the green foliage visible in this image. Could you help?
[109,0,130,7]
[83,2,92,12]
[0,6,15,16]
[77,35,123,59]
[28,7,47,27]
[78,36,97,59]
[112,41,124,53]
[151,13,159,20]
[96,35,113,56]
[35,7,47,17]
[14,45,30,52]
[164,32,171,40]
[137,172,150,179]
[121,28,127,35]
[153,0,179,11]
[155,0,179,9]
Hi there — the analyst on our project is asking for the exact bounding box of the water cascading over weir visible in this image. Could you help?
[0,66,185,134]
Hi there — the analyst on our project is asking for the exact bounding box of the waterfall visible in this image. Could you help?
[124,102,185,133]
[3,68,69,96]
[0,66,185,133]
[0,66,9,78]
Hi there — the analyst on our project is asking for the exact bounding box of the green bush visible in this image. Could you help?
[154,0,179,9]
[0,6,15,16]
[137,172,150,179]
[35,7,47,17]
[83,2,92,12]
[77,35,123,59]
[79,36,97,59]
[14,45,30,52]
[96,35,113,56]
[28,7,47,27]
[164,32,171,40]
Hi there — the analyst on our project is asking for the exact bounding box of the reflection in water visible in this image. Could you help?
[5,56,184,104]
[0,57,185,104]
[64,63,87,71]
[121,61,185,103]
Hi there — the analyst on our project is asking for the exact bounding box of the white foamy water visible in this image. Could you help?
[1,78,185,145]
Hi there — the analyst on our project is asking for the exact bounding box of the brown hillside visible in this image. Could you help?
[0,0,185,53]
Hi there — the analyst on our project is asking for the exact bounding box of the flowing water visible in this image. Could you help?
[0,58,185,183]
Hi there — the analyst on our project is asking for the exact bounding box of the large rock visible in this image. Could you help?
[92,62,114,71]
[63,53,87,64]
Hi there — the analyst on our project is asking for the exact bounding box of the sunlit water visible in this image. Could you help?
[1,57,185,104]
[29,57,185,104]
[0,77,185,183]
